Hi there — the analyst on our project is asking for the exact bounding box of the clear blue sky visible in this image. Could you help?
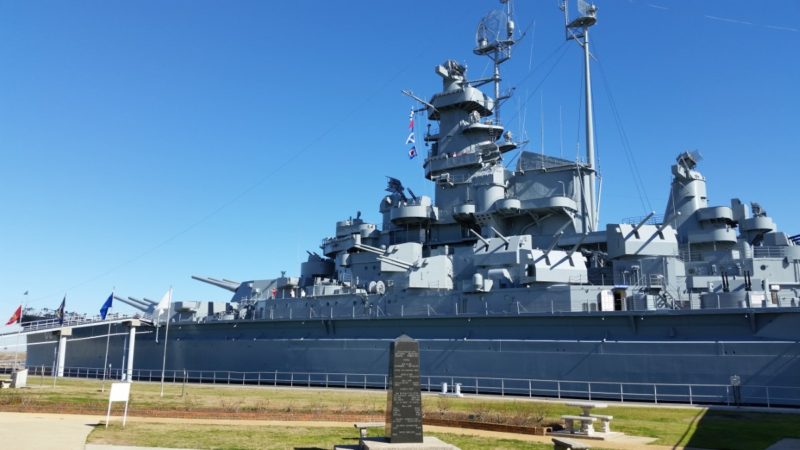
[1,0,798,316]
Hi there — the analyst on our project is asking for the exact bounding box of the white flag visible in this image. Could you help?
[156,287,172,320]
[405,131,415,145]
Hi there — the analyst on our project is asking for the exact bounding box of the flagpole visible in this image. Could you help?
[13,307,22,370]
[13,293,26,371]
[101,291,113,392]
[159,287,172,397]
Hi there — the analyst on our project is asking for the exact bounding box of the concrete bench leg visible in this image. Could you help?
[565,418,575,434]
[581,420,594,436]
[600,419,611,433]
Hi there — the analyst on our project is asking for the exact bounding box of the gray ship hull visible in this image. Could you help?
[26,308,800,406]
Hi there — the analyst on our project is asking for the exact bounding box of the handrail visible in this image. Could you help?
[15,364,800,408]
[20,313,143,332]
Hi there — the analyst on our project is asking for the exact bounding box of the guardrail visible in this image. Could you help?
[754,246,790,258]
[12,365,800,408]
[680,245,794,262]
[621,214,664,225]
[21,313,142,332]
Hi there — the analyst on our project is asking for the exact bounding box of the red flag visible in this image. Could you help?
[5,305,21,325]
[408,108,414,130]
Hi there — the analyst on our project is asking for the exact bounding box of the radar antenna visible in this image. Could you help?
[474,0,518,121]
[561,0,599,232]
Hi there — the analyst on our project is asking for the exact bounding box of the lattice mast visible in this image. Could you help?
[473,0,517,122]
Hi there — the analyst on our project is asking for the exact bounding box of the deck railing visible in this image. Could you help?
[8,364,799,409]
[21,313,141,332]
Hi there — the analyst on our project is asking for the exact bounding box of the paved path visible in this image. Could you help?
[0,412,101,450]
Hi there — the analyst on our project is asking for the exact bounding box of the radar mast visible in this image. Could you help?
[562,0,599,232]
[473,0,517,121]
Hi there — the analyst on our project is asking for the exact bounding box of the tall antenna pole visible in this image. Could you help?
[564,0,598,231]
[583,23,596,231]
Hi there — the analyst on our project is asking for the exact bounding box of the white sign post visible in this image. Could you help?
[105,382,131,428]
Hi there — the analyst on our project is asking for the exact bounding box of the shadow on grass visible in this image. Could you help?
[672,408,704,450]
[682,409,800,450]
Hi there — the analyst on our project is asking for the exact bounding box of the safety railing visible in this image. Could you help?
[21,313,140,332]
[19,365,800,408]
[754,246,790,258]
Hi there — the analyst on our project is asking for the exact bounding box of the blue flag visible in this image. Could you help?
[100,293,113,320]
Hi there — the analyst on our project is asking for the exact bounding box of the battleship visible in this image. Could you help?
[20,1,800,406]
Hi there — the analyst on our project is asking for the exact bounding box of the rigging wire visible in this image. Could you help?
[518,20,536,147]
[593,43,653,214]
[502,42,570,132]
[503,40,570,168]
[507,40,568,99]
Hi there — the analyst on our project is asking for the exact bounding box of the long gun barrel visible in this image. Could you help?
[354,242,416,270]
[113,295,154,313]
[192,275,241,292]
[468,229,491,250]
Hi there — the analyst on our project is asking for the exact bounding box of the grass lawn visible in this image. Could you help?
[3,377,800,449]
[88,422,555,450]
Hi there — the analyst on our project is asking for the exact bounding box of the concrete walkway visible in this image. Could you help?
[0,412,199,450]
[0,412,101,450]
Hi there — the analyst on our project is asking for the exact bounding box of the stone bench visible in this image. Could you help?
[561,415,597,435]
[353,422,385,439]
[552,436,592,450]
[588,414,613,433]
[565,401,607,408]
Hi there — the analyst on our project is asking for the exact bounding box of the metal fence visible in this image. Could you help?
[12,365,800,408]
[20,313,142,332]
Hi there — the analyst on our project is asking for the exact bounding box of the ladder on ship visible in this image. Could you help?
[634,274,681,310]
